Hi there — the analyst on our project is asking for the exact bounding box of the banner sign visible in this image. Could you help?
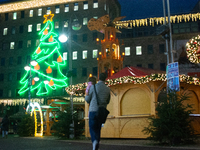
[166,62,180,91]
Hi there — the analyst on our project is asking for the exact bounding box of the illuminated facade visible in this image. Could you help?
[0,0,120,107]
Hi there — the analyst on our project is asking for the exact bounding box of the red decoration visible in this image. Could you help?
[36,47,41,54]
[197,46,200,54]
[43,29,48,35]
[194,42,197,44]
[57,55,62,62]
[46,66,52,74]
[34,64,40,70]
[49,79,54,86]
[48,35,53,42]
[32,79,35,85]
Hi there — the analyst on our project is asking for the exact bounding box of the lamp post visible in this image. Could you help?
[24,60,39,111]
[59,33,74,138]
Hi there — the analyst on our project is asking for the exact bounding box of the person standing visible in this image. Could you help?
[85,76,97,96]
[1,114,9,138]
[85,73,110,150]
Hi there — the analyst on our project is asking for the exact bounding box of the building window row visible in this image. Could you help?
[0,50,98,67]
[2,18,89,35]
[3,32,96,50]
[72,49,98,60]
[134,63,165,71]
[124,44,165,56]
[7,1,99,21]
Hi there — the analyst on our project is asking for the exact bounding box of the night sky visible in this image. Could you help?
[118,0,200,20]
[0,0,199,20]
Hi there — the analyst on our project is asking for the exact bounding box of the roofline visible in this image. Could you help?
[0,0,85,13]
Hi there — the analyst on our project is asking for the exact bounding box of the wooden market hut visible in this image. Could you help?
[84,66,200,138]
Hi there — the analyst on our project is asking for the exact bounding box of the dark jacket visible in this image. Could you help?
[2,116,9,131]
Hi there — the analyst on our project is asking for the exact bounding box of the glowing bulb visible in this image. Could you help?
[24,66,31,71]
[44,80,49,84]
[59,34,68,43]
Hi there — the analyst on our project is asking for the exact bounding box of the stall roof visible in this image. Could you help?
[107,66,165,80]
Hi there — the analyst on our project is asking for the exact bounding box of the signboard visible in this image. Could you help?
[166,62,180,91]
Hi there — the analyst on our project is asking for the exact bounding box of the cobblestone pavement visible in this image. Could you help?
[0,135,200,150]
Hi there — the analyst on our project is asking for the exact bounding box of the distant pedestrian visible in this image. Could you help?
[1,114,9,138]
[85,73,110,150]
[85,76,97,96]
[13,120,18,134]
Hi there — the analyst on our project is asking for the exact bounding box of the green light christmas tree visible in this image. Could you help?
[18,12,68,96]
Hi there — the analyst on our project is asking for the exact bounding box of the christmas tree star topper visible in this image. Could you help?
[43,11,54,24]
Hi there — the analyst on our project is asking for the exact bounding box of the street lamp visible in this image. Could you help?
[24,60,39,111]
[59,33,74,138]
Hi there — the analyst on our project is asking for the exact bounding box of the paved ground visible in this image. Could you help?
[0,135,200,150]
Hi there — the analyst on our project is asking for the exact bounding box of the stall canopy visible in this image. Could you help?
[107,66,165,80]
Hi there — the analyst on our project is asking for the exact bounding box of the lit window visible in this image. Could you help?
[47,7,51,14]
[37,23,41,31]
[10,42,15,49]
[28,24,32,32]
[29,10,33,17]
[93,16,98,19]
[136,46,142,55]
[8,90,11,97]
[13,12,17,20]
[55,6,60,14]
[64,21,68,28]
[83,2,88,10]
[73,51,77,60]
[125,47,130,56]
[36,39,40,46]
[3,28,8,35]
[93,49,98,58]
[38,8,42,16]
[83,18,88,25]
[93,0,98,8]
[55,21,59,29]
[74,3,78,11]
[63,52,67,60]
[82,50,87,59]
[64,4,69,12]
[27,40,31,48]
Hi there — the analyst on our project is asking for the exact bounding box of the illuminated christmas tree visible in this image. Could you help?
[18,12,68,96]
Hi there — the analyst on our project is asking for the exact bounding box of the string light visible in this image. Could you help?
[0,0,81,13]
[186,35,200,63]
[66,74,200,95]
[115,13,200,28]
[28,102,43,137]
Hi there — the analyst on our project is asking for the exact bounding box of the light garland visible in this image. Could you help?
[186,35,200,63]
[28,102,43,137]
[66,74,200,95]
[65,82,87,96]
[0,98,44,106]
[0,0,84,13]
[115,13,200,28]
